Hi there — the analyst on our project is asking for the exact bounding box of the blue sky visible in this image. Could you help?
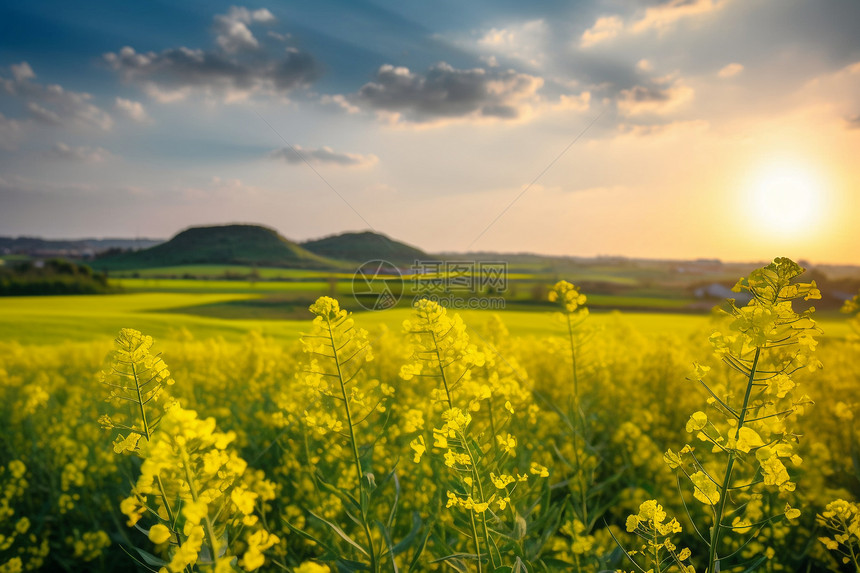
[2,0,860,263]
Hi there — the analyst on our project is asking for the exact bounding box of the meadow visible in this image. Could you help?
[0,258,858,572]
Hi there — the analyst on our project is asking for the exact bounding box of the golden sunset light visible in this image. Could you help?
[748,161,828,236]
[2,3,860,572]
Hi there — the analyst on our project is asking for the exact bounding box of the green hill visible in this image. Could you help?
[301,231,428,266]
[94,224,343,270]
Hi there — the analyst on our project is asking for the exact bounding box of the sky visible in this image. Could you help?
[1,0,859,264]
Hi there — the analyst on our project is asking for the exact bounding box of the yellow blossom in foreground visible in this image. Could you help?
[148,524,171,545]
[295,562,331,573]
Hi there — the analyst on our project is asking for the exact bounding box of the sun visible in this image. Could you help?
[747,162,827,235]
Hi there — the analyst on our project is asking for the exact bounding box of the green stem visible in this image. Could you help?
[488,399,498,456]
[181,449,221,567]
[431,330,453,409]
[133,361,180,548]
[431,329,491,571]
[707,346,761,573]
[567,315,579,404]
[843,517,860,571]
[468,510,483,573]
[156,476,182,548]
[462,435,495,571]
[130,361,151,440]
[566,314,588,525]
[326,318,378,573]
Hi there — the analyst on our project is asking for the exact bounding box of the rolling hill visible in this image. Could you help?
[301,231,428,266]
[0,236,163,256]
[93,224,343,270]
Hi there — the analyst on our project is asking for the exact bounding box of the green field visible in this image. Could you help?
[109,265,357,280]
[107,263,640,284]
[0,292,850,345]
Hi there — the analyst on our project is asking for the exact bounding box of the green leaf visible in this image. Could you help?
[308,509,370,558]
[283,519,337,555]
[512,557,527,573]
[375,520,400,573]
[389,511,423,556]
[132,546,168,567]
[428,553,472,573]
[335,557,372,571]
[513,514,527,541]
[738,555,768,573]
[537,557,576,568]
[386,470,401,530]
[315,472,361,513]
[407,519,433,572]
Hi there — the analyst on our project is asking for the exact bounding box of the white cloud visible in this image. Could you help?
[11,62,35,82]
[104,44,319,103]
[580,16,624,48]
[0,62,113,130]
[799,59,860,130]
[718,62,744,78]
[267,31,291,42]
[637,59,654,72]
[477,19,547,67]
[214,6,276,53]
[320,93,360,114]
[351,62,544,125]
[617,119,709,138]
[114,97,149,122]
[630,0,728,34]
[180,176,267,200]
[44,142,113,162]
[268,145,378,167]
[103,7,318,104]
[617,78,694,116]
[481,55,499,68]
[552,91,591,112]
[26,102,62,125]
[0,113,23,150]
[581,0,728,47]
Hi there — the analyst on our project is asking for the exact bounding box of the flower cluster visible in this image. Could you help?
[624,500,694,572]
[119,404,279,572]
[1,460,50,571]
[99,330,280,572]
[817,499,860,569]
[659,258,820,573]
[548,280,588,316]
[3,257,859,571]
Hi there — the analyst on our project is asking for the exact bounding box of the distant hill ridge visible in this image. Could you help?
[301,230,428,266]
[94,224,342,269]
[0,236,162,254]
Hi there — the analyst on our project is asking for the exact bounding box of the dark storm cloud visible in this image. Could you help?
[351,62,542,122]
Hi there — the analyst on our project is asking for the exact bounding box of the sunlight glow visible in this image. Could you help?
[748,162,827,235]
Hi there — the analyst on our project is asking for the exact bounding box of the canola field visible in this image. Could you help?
[1,258,859,573]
